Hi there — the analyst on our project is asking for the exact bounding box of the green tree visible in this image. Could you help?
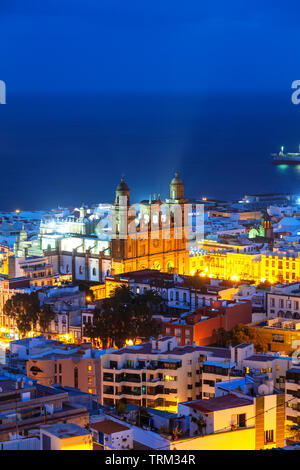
[116,399,127,415]
[38,303,56,333]
[216,327,231,348]
[4,292,40,337]
[228,323,268,352]
[85,286,161,349]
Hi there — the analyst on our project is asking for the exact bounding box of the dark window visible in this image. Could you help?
[238,413,246,428]
[265,430,274,443]
[74,367,78,388]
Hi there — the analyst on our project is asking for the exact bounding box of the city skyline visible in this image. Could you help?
[1,0,300,455]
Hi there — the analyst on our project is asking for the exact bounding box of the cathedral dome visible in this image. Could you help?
[116,176,129,192]
[170,172,183,185]
[170,172,184,200]
[115,176,130,205]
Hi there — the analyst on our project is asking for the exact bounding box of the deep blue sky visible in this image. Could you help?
[1,1,300,210]
[1,0,300,94]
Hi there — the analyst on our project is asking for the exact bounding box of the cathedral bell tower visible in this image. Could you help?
[115,176,130,206]
[165,172,189,226]
[111,176,131,261]
[169,172,184,201]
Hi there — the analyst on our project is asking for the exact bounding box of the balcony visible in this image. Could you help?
[116,389,141,397]
[103,374,114,383]
[115,375,141,384]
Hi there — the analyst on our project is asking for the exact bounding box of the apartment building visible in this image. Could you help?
[285,366,300,429]
[7,336,107,399]
[163,300,252,346]
[177,384,285,450]
[0,372,89,442]
[26,343,107,397]
[101,337,203,411]
[18,256,58,287]
[267,282,300,319]
[242,352,292,392]
[7,336,79,373]
[248,317,300,354]
[101,337,257,411]
[201,361,243,399]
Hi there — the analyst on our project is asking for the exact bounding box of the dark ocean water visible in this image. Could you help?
[0,92,300,211]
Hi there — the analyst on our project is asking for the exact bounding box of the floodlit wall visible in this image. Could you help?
[170,427,256,450]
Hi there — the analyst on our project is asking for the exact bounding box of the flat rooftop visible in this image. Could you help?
[110,340,231,358]
[182,394,253,413]
[41,422,90,439]
[90,419,130,435]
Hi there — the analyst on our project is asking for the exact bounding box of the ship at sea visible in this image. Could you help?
[271,146,300,165]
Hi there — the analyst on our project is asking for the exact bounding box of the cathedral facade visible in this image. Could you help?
[111,173,191,275]
[12,174,192,282]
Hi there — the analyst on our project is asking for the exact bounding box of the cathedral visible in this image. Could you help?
[111,173,191,275]
[12,173,191,282]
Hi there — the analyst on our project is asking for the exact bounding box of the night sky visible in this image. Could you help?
[1,1,300,210]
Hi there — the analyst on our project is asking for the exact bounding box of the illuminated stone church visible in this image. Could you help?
[111,173,190,275]
[12,174,191,282]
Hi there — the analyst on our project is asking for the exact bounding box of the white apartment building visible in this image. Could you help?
[267,283,300,319]
[101,337,240,411]
[177,386,285,450]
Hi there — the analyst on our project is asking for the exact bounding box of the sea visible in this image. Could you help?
[0,91,300,211]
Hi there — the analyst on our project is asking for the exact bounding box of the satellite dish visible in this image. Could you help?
[258,384,269,396]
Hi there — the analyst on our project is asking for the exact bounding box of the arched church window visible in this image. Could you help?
[152,261,161,271]
[166,261,174,274]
